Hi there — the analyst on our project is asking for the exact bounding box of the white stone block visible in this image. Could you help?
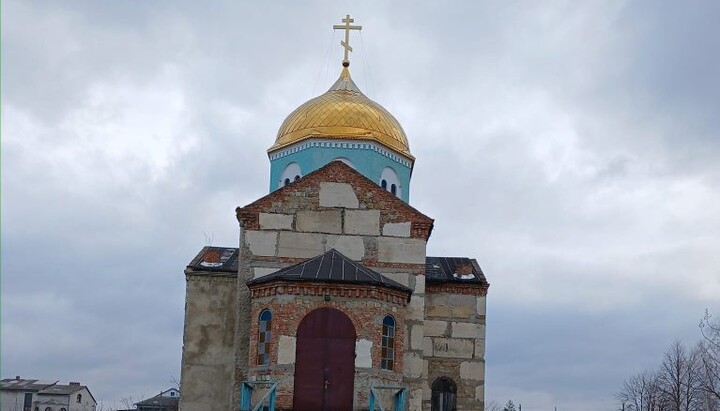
[277,232,324,258]
[475,339,486,358]
[319,182,359,208]
[415,274,425,293]
[451,322,484,339]
[253,267,277,279]
[424,320,448,337]
[355,339,373,368]
[475,385,484,401]
[432,338,474,358]
[477,296,487,315]
[409,389,423,411]
[277,335,296,364]
[245,231,277,256]
[423,337,433,356]
[460,361,485,380]
[344,210,380,235]
[296,210,342,234]
[382,222,411,237]
[410,324,424,350]
[326,235,365,260]
[403,352,424,378]
[407,295,425,321]
[258,213,293,230]
[381,272,411,287]
[377,237,426,264]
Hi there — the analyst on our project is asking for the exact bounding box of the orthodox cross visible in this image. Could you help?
[333,14,362,66]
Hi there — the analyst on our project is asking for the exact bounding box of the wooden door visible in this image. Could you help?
[293,307,356,411]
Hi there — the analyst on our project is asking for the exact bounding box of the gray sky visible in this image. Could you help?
[3,1,719,410]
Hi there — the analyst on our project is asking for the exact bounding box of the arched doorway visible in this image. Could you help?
[293,307,356,411]
[431,377,457,411]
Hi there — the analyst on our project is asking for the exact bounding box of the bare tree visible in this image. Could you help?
[657,341,704,411]
[618,370,667,411]
[699,311,720,409]
[485,400,502,411]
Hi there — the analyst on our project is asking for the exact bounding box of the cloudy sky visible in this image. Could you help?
[3,1,719,409]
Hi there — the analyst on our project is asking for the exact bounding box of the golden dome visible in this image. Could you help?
[269,67,413,160]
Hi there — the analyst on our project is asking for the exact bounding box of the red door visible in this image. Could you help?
[293,307,356,411]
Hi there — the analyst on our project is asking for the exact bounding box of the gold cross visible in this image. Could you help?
[333,14,362,65]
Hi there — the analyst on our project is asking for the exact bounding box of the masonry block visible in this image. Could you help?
[253,267,277,279]
[319,182,359,208]
[407,295,425,321]
[259,213,294,230]
[382,222,411,237]
[475,385,484,401]
[278,335,296,364]
[477,296,487,316]
[475,339,486,358]
[296,210,342,234]
[377,237,426,264]
[431,338,474,358]
[424,320,448,337]
[415,274,425,294]
[245,230,277,256]
[410,324,424,350]
[381,272,412,287]
[355,339,373,368]
[326,235,365,260]
[277,232,324,258]
[404,352,424,378]
[451,322,484,339]
[460,361,485,380]
[344,209,380,235]
[423,337,433,356]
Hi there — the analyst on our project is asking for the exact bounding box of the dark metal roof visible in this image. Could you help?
[247,249,413,294]
[0,379,54,391]
[425,257,489,285]
[187,247,238,273]
[136,395,179,407]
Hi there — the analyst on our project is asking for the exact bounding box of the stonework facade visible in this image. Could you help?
[179,33,489,409]
[180,162,489,411]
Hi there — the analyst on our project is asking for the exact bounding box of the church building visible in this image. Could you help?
[179,16,489,411]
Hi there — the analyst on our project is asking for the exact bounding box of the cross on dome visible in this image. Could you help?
[332,14,362,66]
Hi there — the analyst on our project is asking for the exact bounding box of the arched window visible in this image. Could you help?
[279,162,302,189]
[257,309,272,366]
[381,315,395,370]
[45,408,52,411]
[77,394,82,403]
[431,377,457,411]
[380,167,401,197]
[60,408,67,411]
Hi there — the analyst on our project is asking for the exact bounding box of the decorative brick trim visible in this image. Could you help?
[248,281,410,305]
[426,283,488,296]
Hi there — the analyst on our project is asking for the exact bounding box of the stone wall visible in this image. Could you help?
[424,288,487,410]
[179,273,238,411]
[235,162,434,410]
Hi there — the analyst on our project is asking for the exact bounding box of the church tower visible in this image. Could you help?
[179,15,489,411]
[267,16,413,202]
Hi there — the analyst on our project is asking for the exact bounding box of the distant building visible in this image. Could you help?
[0,377,96,411]
[134,389,179,411]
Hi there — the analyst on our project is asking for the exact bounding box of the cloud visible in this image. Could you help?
[2,1,718,408]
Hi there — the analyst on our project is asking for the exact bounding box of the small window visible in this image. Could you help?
[77,394,82,403]
[294,175,300,181]
[381,179,387,190]
[431,377,457,411]
[60,408,67,411]
[381,315,395,370]
[257,309,272,366]
[391,184,397,195]
[45,408,52,411]
[170,391,175,396]
[284,178,290,186]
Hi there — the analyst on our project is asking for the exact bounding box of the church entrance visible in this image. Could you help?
[293,307,356,411]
